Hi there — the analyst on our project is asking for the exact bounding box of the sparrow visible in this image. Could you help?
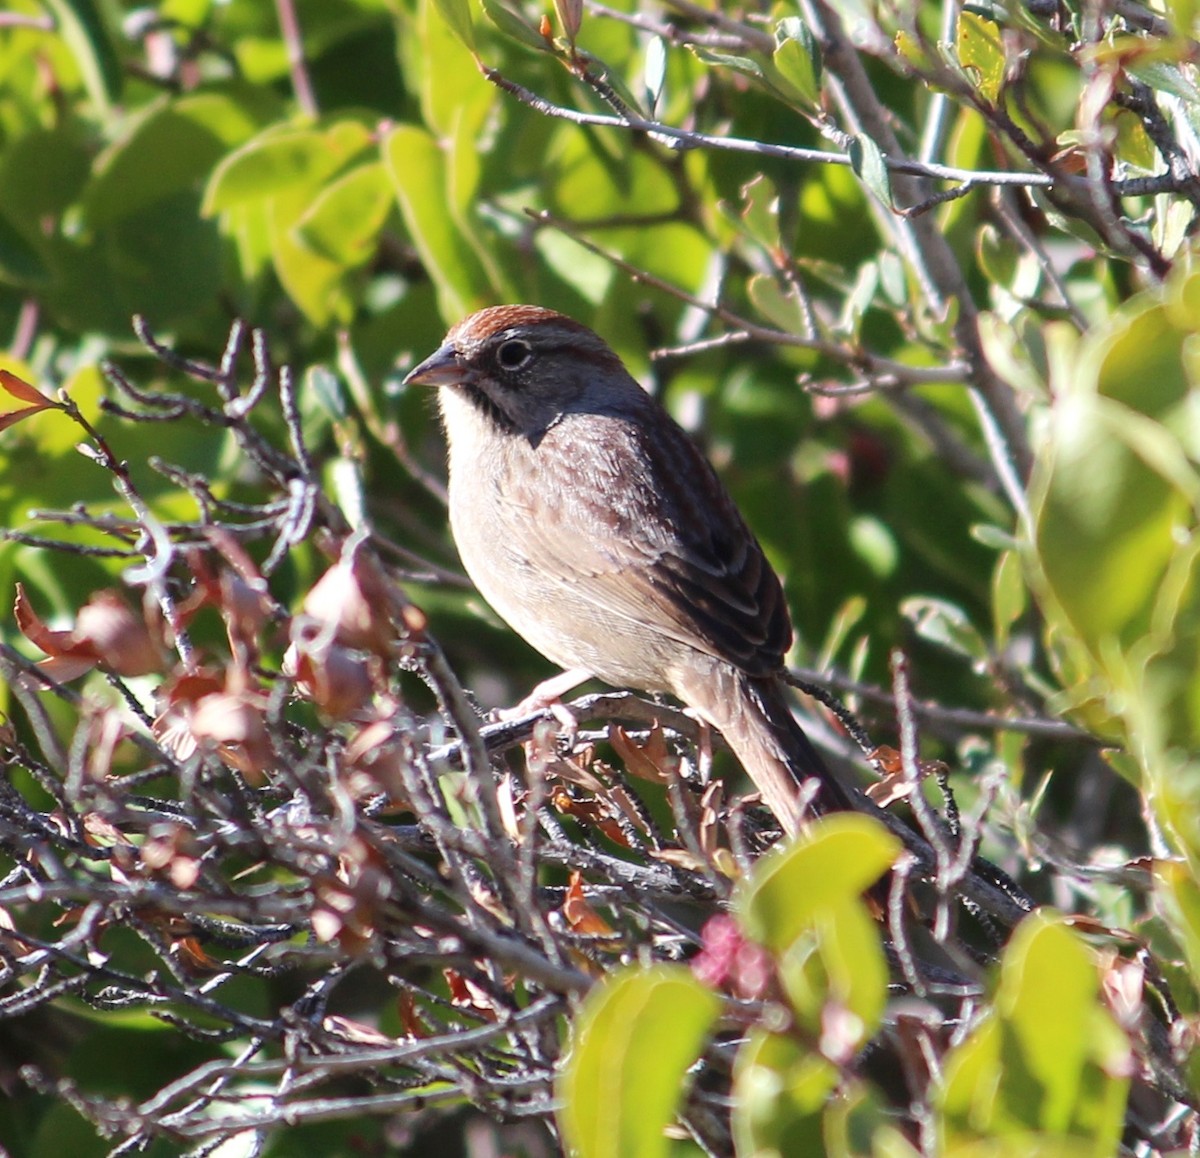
[405,305,851,833]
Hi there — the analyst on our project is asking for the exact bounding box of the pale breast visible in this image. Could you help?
[440,391,678,691]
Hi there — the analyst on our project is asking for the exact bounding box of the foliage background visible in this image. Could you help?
[0,0,1198,1153]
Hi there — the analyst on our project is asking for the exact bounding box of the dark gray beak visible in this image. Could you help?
[403,344,471,388]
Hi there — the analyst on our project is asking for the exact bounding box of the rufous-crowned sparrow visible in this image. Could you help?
[405,305,850,834]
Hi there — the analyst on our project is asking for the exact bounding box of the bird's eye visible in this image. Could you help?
[496,338,533,372]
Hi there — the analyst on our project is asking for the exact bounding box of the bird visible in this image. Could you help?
[404,304,852,835]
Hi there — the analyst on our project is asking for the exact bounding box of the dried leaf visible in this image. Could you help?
[303,538,411,655]
[609,723,677,783]
[15,585,160,681]
[14,583,84,658]
[444,968,500,1018]
[171,936,223,972]
[323,1015,395,1045]
[189,689,274,781]
[82,813,134,848]
[563,872,615,936]
[652,848,709,873]
[285,623,375,718]
[865,745,948,807]
[74,590,161,676]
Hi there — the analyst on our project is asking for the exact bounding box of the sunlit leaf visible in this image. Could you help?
[203,122,372,215]
[382,124,494,317]
[939,912,1130,1151]
[774,17,821,107]
[643,35,667,110]
[295,161,392,264]
[732,1031,833,1155]
[429,0,476,51]
[559,966,720,1158]
[738,815,900,953]
[481,0,551,51]
[44,0,122,112]
[848,133,892,208]
[902,596,989,665]
[956,11,1006,104]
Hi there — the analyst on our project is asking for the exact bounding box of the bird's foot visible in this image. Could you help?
[495,667,592,744]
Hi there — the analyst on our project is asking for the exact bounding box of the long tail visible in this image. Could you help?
[686,664,851,836]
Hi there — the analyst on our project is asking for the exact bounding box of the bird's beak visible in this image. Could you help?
[403,344,471,388]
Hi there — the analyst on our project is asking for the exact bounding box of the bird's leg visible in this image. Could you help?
[497,667,592,739]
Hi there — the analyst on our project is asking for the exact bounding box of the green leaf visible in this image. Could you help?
[0,210,48,284]
[732,1031,834,1156]
[1126,57,1200,103]
[738,814,900,953]
[816,595,868,671]
[848,133,892,208]
[690,45,767,82]
[267,186,352,327]
[978,222,1019,289]
[956,11,1006,104]
[1155,861,1200,986]
[382,124,493,318]
[558,965,720,1158]
[773,17,821,107]
[447,98,510,296]
[902,596,990,666]
[894,28,933,72]
[997,918,1105,1130]
[429,0,476,51]
[848,514,899,579]
[992,549,1028,650]
[1034,392,1188,648]
[85,94,265,227]
[295,161,392,264]
[748,274,807,333]
[0,124,93,226]
[736,174,780,251]
[233,35,290,83]
[976,311,1051,398]
[533,231,614,304]
[44,0,122,112]
[878,250,907,307]
[1094,296,1195,452]
[203,122,372,215]
[643,35,667,110]
[481,0,551,51]
[419,0,495,137]
[938,912,1130,1151]
[838,260,880,336]
[776,897,890,1033]
[44,187,224,331]
[1110,108,1158,174]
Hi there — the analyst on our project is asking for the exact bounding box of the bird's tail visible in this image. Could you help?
[687,664,851,836]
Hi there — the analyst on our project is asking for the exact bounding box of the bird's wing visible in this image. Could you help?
[513,405,792,677]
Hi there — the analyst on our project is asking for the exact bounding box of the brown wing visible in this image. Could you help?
[512,396,793,678]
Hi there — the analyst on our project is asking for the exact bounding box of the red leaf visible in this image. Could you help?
[0,368,54,407]
[13,583,95,659]
[0,369,57,432]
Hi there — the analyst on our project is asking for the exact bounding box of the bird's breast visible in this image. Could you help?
[440,404,676,690]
